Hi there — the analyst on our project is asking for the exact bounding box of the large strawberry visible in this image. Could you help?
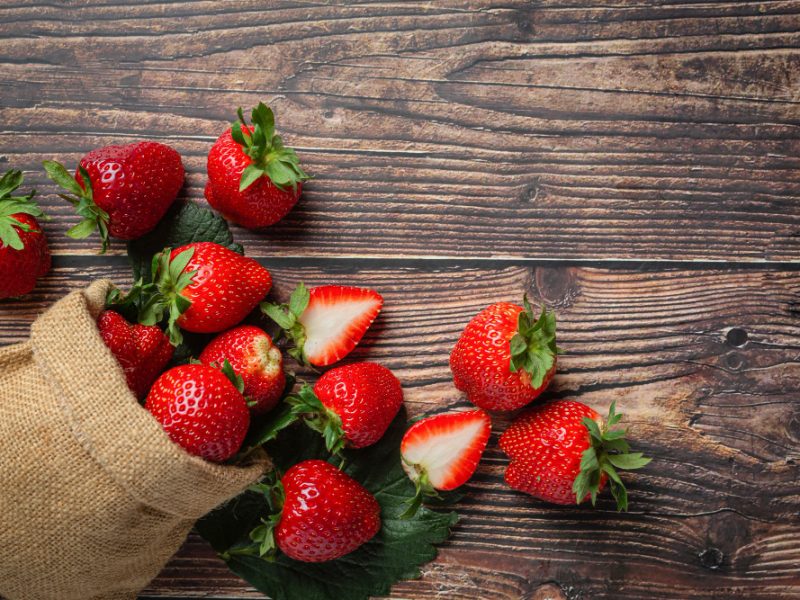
[145,363,250,462]
[0,169,50,299]
[205,102,310,229]
[136,241,272,345]
[249,460,381,563]
[499,400,651,510]
[400,408,491,516]
[450,296,558,411]
[43,141,184,252]
[97,309,173,399]
[199,325,286,415]
[288,362,403,453]
[262,282,383,367]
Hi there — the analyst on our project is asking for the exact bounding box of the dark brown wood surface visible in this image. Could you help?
[1,2,799,599]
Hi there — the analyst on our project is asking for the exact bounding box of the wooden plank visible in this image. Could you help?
[2,259,799,598]
[1,1,799,261]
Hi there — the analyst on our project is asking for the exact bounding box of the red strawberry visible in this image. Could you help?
[145,363,250,462]
[262,283,382,367]
[97,309,173,399]
[288,362,403,453]
[499,400,651,510]
[401,408,491,492]
[43,142,184,252]
[450,296,559,411]
[274,460,381,562]
[199,325,285,415]
[136,241,272,345]
[0,169,50,299]
[205,102,310,229]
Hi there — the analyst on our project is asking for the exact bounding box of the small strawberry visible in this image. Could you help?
[400,409,491,516]
[0,169,50,299]
[248,460,381,563]
[262,282,382,367]
[43,141,184,252]
[134,241,272,345]
[450,296,559,411]
[287,362,403,453]
[205,102,311,229]
[145,363,250,462]
[499,400,651,510]
[199,325,286,415]
[97,309,174,399]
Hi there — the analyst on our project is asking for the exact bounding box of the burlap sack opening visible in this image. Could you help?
[0,280,270,600]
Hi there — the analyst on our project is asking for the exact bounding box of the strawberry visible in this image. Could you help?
[262,282,382,367]
[288,362,403,453]
[199,325,286,415]
[43,141,184,252]
[0,169,50,299]
[249,459,380,562]
[499,400,651,510]
[134,241,272,345]
[450,296,559,411]
[145,363,250,462]
[205,102,310,229]
[97,309,173,399]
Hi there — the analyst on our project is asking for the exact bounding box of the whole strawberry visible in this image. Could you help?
[43,141,184,251]
[288,362,403,453]
[263,282,383,367]
[136,241,272,344]
[145,363,250,462]
[0,169,50,299]
[200,325,285,415]
[450,296,558,411]
[269,460,381,562]
[205,102,310,229]
[499,400,651,510]
[97,309,173,399]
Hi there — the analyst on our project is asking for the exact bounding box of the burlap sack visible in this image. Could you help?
[0,280,270,600]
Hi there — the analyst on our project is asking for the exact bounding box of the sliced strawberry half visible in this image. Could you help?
[400,408,491,516]
[262,282,383,367]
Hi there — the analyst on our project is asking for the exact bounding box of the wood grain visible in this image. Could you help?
[2,259,799,598]
[1,1,799,261]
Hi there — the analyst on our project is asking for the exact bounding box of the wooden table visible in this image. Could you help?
[2,2,799,599]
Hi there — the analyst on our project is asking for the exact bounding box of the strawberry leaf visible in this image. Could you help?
[197,410,458,600]
[0,169,46,251]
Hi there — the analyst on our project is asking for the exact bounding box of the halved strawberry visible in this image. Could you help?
[262,283,382,367]
[400,408,491,516]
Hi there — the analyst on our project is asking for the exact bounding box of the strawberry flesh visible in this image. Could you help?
[401,408,491,491]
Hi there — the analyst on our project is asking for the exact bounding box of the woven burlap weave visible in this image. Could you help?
[0,280,270,600]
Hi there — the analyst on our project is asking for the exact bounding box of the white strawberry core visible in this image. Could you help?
[300,297,377,359]
[402,419,486,489]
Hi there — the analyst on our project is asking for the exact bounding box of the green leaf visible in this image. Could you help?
[239,164,266,192]
[288,282,309,317]
[197,411,457,600]
[66,218,98,239]
[508,299,558,388]
[126,201,242,282]
[0,169,23,198]
[261,302,295,330]
[0,222,23,250]
[607,452,652,470]
[43,160,84,196]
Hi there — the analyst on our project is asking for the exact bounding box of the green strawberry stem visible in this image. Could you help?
[572,401,652,511]
[399,465,441,519]
[231,102,311,193]
[0,169,47,251]
[284,383,347,456]
[42,160,111,253]
[260,282,311,366]
[508,295,560,389]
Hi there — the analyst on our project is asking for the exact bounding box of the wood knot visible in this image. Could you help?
[533,267,580,309]
[698,547,724,570]
[520,178,544,204]
[725,353,744,371]
[725,327,748,347]
[527,583,567,600]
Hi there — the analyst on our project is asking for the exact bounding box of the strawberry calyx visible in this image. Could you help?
[508,295,559,389]
[230,102,311,193]
[42,160,111,253]
[130,247,197,346]
[285,383,347,455]
[223,474,284,561]
[573,401,652,511]
[261,282,311,366]
[0,169,47,251]
[399,462,441,519]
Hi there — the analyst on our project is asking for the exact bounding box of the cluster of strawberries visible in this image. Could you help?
[0,102,650,567]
